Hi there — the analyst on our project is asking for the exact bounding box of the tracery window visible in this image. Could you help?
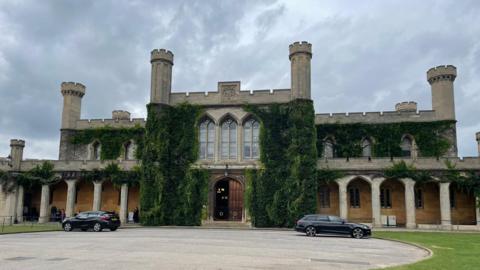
[323,138,334,158]
[221,118,237,159]
[243,119,259,159]
[400,136,413,157]
[199,119,215,159]
[92,141,101,160]
[124,141,135,160]
[362,138,372,157]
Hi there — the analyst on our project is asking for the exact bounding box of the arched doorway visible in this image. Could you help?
[347,177,372,223]
[214,178,243,221]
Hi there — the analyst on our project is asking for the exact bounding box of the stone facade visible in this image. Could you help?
[1,41,479,229]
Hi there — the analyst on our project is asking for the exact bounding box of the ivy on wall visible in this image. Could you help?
[316,121,455,158]
[244,99,318,227]
[0,161,60,193]
[70,126,144,160]
[140,103,209,226]
[79,163,141,187]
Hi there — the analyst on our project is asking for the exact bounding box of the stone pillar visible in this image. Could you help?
[38,184,50,223]
[476,197,480,226]
[289,41,312,100]
[439,182,452,226]
[119,184,129,224]
[150,48,173,104]
[371,179,382,227]
[15,185,25,222]
[4,187,18,225]
[401,178,416,229]
[337,180,348,220]
[65,180,77,218]
[92,181,103,211]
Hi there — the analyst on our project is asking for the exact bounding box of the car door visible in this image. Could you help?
[313,215,331,233]
[74,212,88,228]
[328,216,350,234]
[86,212,100,228]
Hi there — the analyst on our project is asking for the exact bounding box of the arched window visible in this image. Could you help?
[400,136,413,157]
[221,118,237,159]
[243,119,259,159]
[124,141,135,160]
[92,141,101,160]
[199,119,215,159]
[362,138,372,157]
[323,138,334,158]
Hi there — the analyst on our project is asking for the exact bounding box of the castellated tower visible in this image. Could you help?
[150,49,173,104]
[9,139,25,171]
[476,132,480,157]
[60,82,86,129]
[427,65,457,120]
[289,41,312,100]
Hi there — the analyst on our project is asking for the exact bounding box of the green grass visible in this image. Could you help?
[0,224,61,234]
[374,231,480,270]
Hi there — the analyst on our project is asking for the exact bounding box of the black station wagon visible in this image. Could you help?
[295,214,371,239]
[62,211,120,232]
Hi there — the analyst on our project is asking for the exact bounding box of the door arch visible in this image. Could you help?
[214,178,243,221]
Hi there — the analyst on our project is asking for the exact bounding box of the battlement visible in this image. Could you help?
[315,109,437,124]
[10,139,25,147]
[289,41,312,59]
[169,88,291,106]
[427,65,457,84]
[150,49,174,64]
[395,101,417,112]
[112,110,131,120]
[61,82,86,97]
[76,118,146,129]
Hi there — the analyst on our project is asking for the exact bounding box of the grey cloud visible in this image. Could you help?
[0,0,479,159]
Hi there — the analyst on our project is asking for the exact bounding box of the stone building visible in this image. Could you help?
[1,41,480,229]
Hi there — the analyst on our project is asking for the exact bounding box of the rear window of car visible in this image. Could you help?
[303,216,316,221]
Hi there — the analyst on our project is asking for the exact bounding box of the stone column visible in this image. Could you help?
[371,179,382,227]
[337,179,348,220]
[4,187,18,225]
[65,180,77,218]
[401,178,417,229]
[92,181,103,211]
[38,184,50,223]
[439,182,452,226]
[119,184,129,224]
[476,197,480,227]
[15,185,25,222]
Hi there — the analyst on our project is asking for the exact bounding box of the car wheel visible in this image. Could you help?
[351,228,364,239]
[305,226,316,237]
[63,222,73,232]
[110,227,118,232]
[93,222,103,232]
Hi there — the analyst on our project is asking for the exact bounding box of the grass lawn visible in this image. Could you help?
[0,224,61,234]
[374,231,480,270]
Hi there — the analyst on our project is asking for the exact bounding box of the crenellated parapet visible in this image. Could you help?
[150,49,174,64]
[315,110,437,124]
[395,101,417,112]
[61,82,86,97]
[427,65,457,84]
[112,110,131,120]
[75,118,146,129]
[289,41,312,59]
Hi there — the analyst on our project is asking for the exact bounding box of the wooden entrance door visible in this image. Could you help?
[228,180,243,221]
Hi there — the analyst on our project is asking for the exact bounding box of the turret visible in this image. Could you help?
[150,49,174,104]
[60,82,85,129]
[427,65,457,120]
[476,132,480,157]
[289,41,312,100]
[395,101,417,112]
[9,139,25,171]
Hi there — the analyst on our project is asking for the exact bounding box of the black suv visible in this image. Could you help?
[62,211,120,232]
[295,214,371,239]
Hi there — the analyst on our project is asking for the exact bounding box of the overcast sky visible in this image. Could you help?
[0,0,479,159]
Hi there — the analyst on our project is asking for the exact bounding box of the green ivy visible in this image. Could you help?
[317,168,344,185]
[383,161,431,184]
[140,103,209,226]
[316,121,455,158]
[79,163,141,187]
[244,99,318,227]
[70,126,144,160]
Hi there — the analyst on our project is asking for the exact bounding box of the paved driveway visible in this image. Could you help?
[0,228,428,270]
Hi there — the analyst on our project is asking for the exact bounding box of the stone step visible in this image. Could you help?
[201,220,252,229]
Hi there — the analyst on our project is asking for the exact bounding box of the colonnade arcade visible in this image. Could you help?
[11,172,139,224]
[318,175,480,228]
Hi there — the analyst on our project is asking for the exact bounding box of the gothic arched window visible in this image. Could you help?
[221,118,237,159]
[92,141,101,160]
[199,119,215,159]
[400,136,413,157]
[124,141,136,160]
[323,138,334,158]
[243,119,259,159]
[362,138,372,157]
